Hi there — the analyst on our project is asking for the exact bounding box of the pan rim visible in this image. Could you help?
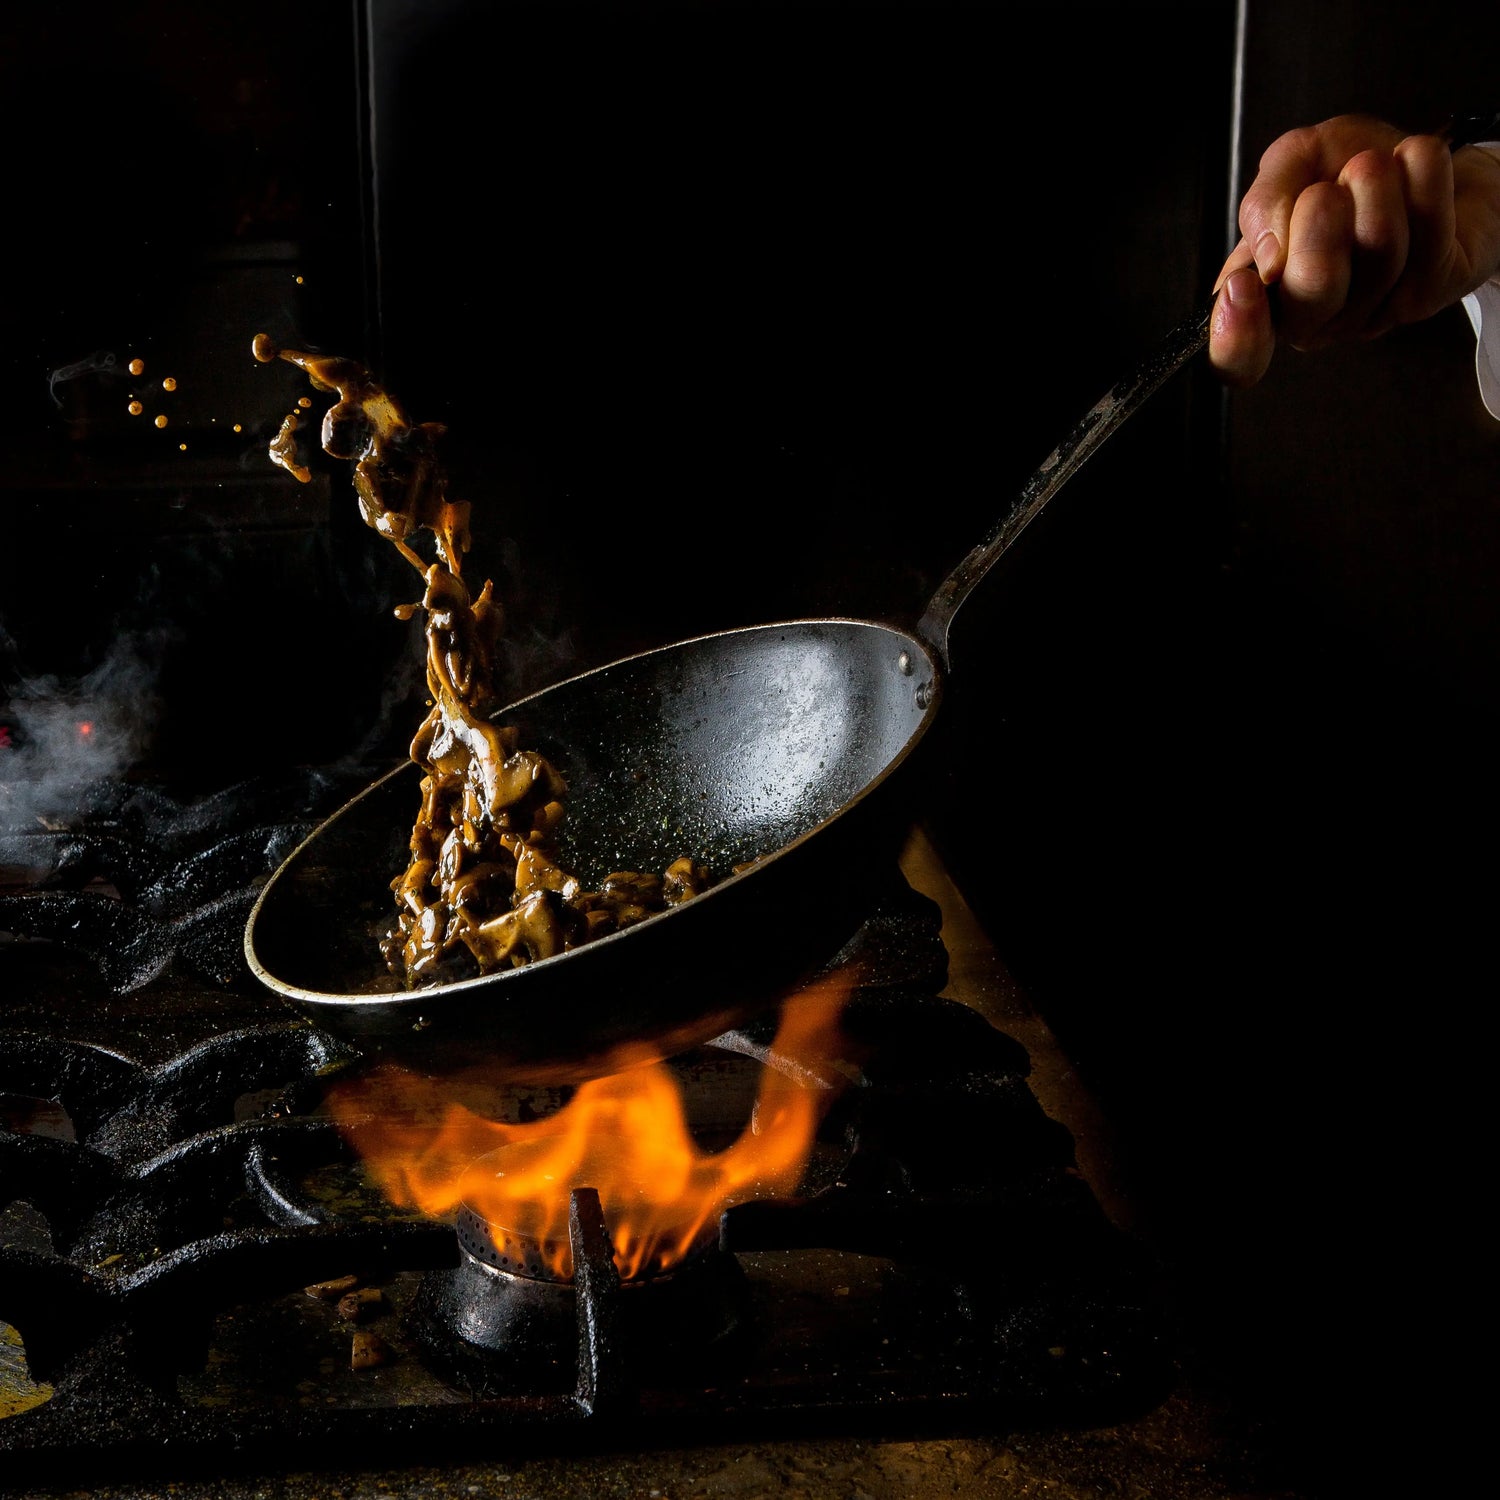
[244,615,944,1009]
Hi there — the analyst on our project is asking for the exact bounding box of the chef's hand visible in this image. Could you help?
[1209,114,1500,387]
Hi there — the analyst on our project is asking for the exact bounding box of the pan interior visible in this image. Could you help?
[520,621,935,885]
[249,620,938,1001]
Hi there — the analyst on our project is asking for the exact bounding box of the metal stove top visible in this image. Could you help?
[0,766,1174,1489]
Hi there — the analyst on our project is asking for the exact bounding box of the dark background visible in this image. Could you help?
[3,1,1498,1490]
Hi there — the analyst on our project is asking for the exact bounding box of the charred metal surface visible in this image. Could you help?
[84,1024,359,1163]
[820,871,953,995]
[0,767,369,995]
[408,1196,749,1400]
[71,1119,361,1262]
[0,829,165,896]
[0,1245,109,1383]
[3,1216,458,1389]
[0,768,1174,1482]
[244,1122,357,1228]
[138,824,315,917]
[0,1134,120,1248]
[0,1034,139,1139]
[410,1251,579,1387]
[0,892,175,992]
[570,1187,628,1419]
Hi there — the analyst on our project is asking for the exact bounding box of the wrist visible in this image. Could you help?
[1460,143,1500,287]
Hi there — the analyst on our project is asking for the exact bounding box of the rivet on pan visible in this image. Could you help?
[915,682,933,709]
[898,652,913,675]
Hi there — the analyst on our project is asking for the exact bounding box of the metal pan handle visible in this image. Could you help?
[917,114,1490,671]
[915,300,1211,668]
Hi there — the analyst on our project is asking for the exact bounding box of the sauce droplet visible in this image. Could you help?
[162,377,177,392]
[127,400,143,416]
[154,414,168,429]
[128,358,145,376]
[267,411,310,483]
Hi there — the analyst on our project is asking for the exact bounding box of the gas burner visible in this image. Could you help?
[0,779,1176,1480]
[451,1143,726,1284]
[411,1209,751,1397]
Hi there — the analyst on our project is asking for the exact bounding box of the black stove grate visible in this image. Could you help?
[0,768,1175,1485]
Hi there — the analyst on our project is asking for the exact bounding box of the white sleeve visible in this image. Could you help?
[1461,142,1500,420]
[1463,279,1500,419]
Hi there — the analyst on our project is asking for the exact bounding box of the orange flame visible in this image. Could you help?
[326,970,859,1282]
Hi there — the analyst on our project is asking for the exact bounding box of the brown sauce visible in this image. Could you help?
[252,335,713,986]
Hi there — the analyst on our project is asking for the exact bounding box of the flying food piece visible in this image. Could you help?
[253,334,717,987]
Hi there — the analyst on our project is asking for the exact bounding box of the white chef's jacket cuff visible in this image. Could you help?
[1463,278,1500,420]
[1461,141,1500,420]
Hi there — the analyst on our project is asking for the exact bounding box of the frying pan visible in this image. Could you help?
[245,306,1212,1076]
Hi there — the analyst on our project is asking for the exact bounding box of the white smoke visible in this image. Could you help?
[0,633,165,828]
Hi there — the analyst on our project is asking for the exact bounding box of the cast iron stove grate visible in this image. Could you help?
[0,767,1174,1484]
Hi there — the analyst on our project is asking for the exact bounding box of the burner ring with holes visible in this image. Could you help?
[409,1201,752,1391]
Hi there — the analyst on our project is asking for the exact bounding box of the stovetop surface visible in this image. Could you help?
[0,767,1313,1498]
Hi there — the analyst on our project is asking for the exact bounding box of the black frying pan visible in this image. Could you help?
[245,307,1212,1076]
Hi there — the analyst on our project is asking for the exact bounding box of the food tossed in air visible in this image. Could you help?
[253,335,714,988]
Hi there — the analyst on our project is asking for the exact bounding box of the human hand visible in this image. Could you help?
[1209,114,1500,387]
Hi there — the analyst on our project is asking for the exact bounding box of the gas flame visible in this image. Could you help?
[327,970,859,1281]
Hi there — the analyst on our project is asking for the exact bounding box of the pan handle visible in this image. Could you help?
[915,300,1211,668]
[917,113,1490,672]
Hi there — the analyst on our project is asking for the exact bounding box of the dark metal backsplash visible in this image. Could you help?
[3,0,1234,782]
